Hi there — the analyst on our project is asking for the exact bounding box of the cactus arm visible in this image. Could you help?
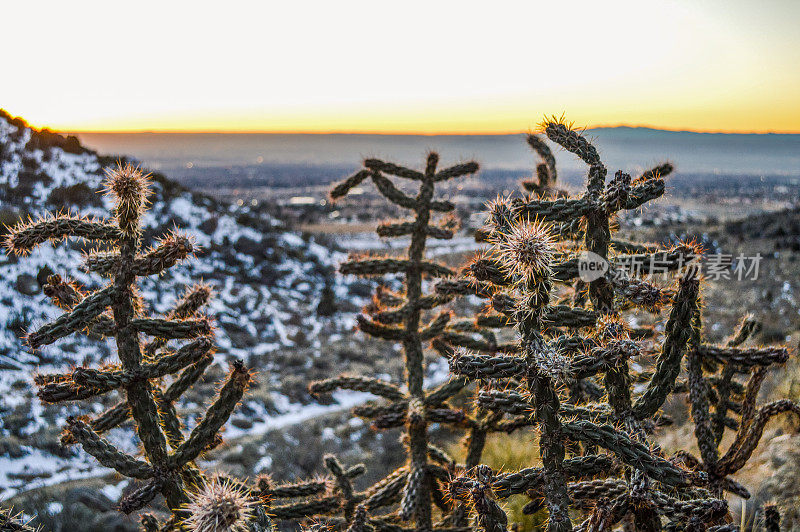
[363,466,409,510]
[637,163,674,182]
[59,401,129,445]
[117,478,164,514]
[269,497,344,520]
[373,295,454,324]
[27,285,115,348]
[169,361,251,468]
[370,171,418,209]
[419,311,452,340]
[364,158,425,180]
[439,331,499,353]
[544,305,597,328]
[430,199,456,212]
[424,375,470,404]
[696,346,789,368]
[561,422,688,488]
[4,215,121,254]
[491,455,615,500]
[376,220,455,240]
[330,169,372,199]
[575,338,637,381]
[527,134,557,184]
[718,399,800,475]
[544,121,604,182]
[356,315,407,341]
[634,275,700,419]
[309,375,406,401]
[130,317,211,339]
[65,418,154,479]
[86,233,194,277]
[611,239,658,254]
[448,351,529,380]
[434,161,480,182]
[688,348,719,468]
[515,197,593,223]
[623,179,666,209]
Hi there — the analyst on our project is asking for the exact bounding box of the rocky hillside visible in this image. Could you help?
[0,110,370,497]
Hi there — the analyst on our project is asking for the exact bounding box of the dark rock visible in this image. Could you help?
[15,273,39,296]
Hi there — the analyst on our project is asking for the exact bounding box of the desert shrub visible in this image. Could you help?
[316,281,338,317]
[198,215,219,235]
[46,183,103,209]
[3,170,52,205]
[24,127,85,155]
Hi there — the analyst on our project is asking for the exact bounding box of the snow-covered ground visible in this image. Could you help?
[0,113,372,497]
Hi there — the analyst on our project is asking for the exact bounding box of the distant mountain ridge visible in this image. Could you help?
[589,125,799,135]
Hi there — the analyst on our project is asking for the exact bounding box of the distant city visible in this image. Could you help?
[75,127,800,188]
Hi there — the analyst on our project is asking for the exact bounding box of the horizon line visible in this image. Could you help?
[63,123,800,136]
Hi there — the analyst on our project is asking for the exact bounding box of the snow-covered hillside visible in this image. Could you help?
[0,110,365,497]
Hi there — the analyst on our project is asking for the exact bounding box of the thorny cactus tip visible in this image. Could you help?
[103,162,151,235]
[183,476,257,532]
[492,219,555,280]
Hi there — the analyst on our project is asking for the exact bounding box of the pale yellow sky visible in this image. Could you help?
[5,0,800,133]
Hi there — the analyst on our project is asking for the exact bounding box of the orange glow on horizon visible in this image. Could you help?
[25,105,800,136]
[52,121,800,136]
[5,1,800,136]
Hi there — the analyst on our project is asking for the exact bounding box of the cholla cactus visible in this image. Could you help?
[308,153,480,530]
[679,315,798,498]
[4,164,251,518]
[441,119,797,531]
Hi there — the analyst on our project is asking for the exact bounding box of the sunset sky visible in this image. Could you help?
[6,0,800,134]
